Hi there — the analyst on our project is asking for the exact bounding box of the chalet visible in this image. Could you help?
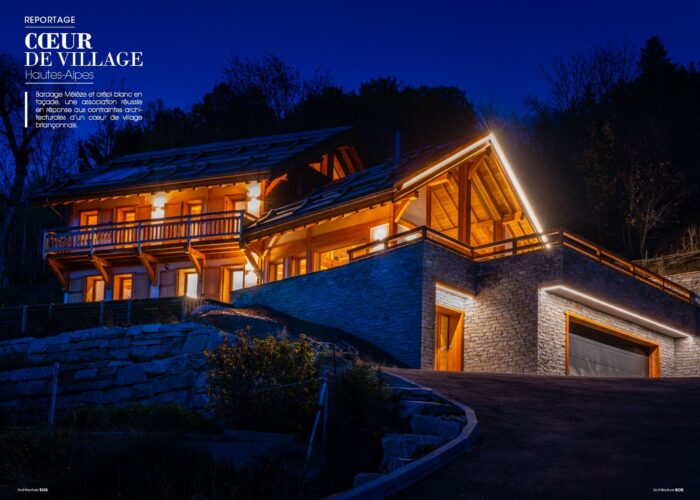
[36,126,700,378]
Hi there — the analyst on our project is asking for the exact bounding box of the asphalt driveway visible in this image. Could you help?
[389,369,700,499]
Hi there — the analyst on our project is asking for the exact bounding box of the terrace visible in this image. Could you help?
[348,226,693,303]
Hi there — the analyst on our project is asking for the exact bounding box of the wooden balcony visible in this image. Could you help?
[43,211,249,268]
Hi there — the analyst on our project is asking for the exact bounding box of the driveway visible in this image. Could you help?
[389,369,700,499]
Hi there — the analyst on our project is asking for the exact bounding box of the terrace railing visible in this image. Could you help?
[348,226,693,303]
[43,210,248,256]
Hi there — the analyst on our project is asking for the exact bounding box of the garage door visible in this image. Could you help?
[568,322,650,377]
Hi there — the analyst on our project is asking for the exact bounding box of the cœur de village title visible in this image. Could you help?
[24,29,143,82]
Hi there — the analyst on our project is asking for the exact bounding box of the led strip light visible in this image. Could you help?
[541,284,691,338]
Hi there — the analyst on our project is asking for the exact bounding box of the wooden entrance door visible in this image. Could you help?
[435,307,463,371]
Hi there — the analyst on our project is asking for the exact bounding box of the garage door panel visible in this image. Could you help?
[569,330,649,378]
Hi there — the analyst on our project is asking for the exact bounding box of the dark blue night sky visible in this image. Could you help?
[3,0,698,114]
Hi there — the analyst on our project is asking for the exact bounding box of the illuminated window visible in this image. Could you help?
[80,210,98,227]
[318,244,359,270]
[186,201,203,215]
[114,274,133,300]
[370,223,390,252]
[228,267,255,292]
[225,195,247,212]
[117,209,136,222]
[85,276,105,302]
[268,261,284,282]
[178,269,199,298]
[294,257,307,276]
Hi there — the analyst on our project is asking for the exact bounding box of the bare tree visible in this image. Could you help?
[540,44,637,110]
[224,53,302,121]
[0,53,42,286]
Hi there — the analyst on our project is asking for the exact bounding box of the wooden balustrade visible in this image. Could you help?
[43,210,246,255]
[349,226,693,303]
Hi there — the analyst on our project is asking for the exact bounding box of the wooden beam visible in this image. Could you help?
[137,250,158,284]
[265,175,288,197]
[185,247,205,276]
[90,254,111,285]
[394,195,417,223]
[47,257,67,289]
[431,187,457,229]
[306,227,313,272]
[242,244,263,280]
[458,163,469,243]
[389,203,397,236]
[471,171,502,221]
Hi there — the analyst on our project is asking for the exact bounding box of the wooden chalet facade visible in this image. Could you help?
[36,126,700,377]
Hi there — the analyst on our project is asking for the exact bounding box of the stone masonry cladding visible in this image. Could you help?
[230,240,700,375]
[230,243,427,367]
[537,293,676,375]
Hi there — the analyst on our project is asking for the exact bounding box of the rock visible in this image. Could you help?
[353,472,385,488]
[73,368,98,380]
[141,324,161,333]
[389,387,438,401]
[116,364,147,385]
[409,414,464,440]
[182,333,210,354]
[398,400,455,418]
[381,433,445,464]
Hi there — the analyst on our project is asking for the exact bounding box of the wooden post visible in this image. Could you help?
[306,228,313,272]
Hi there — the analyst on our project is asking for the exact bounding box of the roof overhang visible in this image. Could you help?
[541,283,693,338]
[397,133,544,234]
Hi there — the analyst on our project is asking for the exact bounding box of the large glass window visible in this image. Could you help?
[114,274,133,300]
[85,276,105,302]
[178,269,199,298]
[318,244,359,270]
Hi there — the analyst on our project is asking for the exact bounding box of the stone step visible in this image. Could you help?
[398,399,456,418]
[381,433,446,471]
[388,386,438,401]
[409,414,465,440]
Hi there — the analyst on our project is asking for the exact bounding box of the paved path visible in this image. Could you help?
[389,369,700,499]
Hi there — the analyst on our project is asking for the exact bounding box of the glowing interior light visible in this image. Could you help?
[245,261,254,272]
[152,193,166,208]
[370,223,390,252]
[247,197,261,216]
[541,285,690,338]
[152,193,167,219]
[247,182,261,198]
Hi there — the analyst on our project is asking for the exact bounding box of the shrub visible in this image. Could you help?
[205,330,319,434]
[57,403,220,434]
[320,364,393,492]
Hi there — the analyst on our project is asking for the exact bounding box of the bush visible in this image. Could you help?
[320,364,393,493]
[0,428,306,499]
[56,403,220,434]
[205,330,319,434]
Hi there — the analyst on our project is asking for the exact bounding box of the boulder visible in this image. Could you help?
[381,433,445,465]
[398,399,455,418]
[409,414,464,440]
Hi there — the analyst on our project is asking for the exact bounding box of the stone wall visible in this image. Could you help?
[537,292,677,376]
[421,242,477,370]
[562,248,696,333]
[0,323,226,422]
[230,243,427,367]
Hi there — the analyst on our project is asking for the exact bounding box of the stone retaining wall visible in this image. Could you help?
[0,323,226,422]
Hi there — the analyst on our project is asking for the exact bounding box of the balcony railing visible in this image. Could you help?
[348,226,694,303]
[43,210,248,255]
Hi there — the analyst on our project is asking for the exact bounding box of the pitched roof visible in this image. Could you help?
[246,135,485,238]
[35,126,354,203]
